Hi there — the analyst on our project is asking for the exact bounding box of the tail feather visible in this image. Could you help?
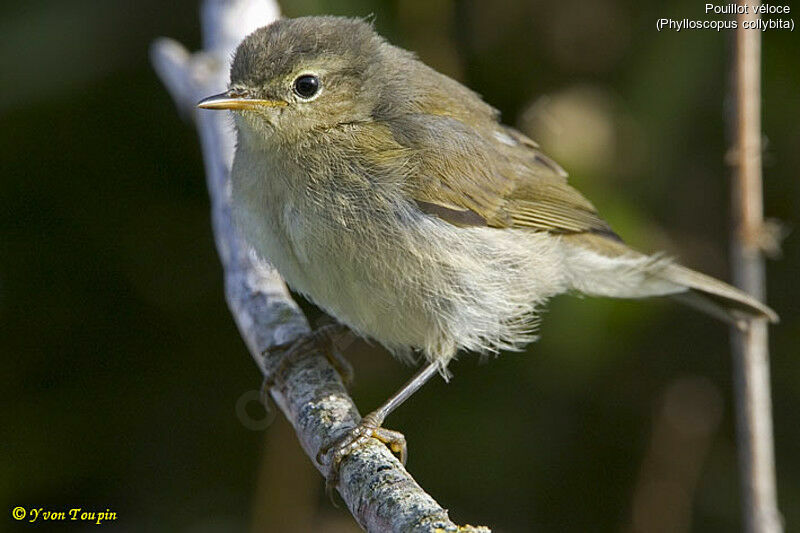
[562,233,778,325]
[660,263,778,324]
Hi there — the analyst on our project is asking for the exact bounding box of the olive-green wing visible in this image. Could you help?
[386,114,617,238]
[376,115,778,323]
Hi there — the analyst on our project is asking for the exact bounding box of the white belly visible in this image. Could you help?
[231,150,569,363]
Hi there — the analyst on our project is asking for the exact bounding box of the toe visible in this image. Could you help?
[372,427,408,465]
[317,418,408,500]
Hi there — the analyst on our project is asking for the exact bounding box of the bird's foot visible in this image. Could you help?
[317,411,407,501]
[315,323,356,386]
[260,324,355,405]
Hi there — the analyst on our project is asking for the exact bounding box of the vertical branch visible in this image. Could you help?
[729,3,782,532]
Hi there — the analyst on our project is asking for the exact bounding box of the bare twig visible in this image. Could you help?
[150,1,488,531]
[729,3,782,532]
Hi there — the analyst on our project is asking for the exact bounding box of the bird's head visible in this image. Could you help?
[198,16,396,144]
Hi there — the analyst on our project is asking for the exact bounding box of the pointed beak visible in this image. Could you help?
[196,91,287,111]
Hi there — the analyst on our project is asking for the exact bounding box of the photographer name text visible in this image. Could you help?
[11,506,117,526]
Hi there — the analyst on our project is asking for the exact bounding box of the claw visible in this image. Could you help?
[260,324,354,393]
[319,412,408,502]
[259,374,274,413]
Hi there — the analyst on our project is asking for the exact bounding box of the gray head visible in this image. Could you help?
[198,17,399,137]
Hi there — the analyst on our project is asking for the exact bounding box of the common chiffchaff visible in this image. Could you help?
[198,16,776,491]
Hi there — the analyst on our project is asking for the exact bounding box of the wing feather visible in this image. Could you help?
[385,114,617,238]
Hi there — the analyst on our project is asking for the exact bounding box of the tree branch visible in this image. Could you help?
[729,3,782,532]
[150,1,488,531]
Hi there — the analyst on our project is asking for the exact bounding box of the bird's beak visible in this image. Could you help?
[196,91,287,110]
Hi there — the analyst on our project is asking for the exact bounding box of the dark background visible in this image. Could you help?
[2,0,798,531]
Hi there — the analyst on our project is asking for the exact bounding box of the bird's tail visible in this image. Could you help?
[561,233,778,326]
[661,263,778,326]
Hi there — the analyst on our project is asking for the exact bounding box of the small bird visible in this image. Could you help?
[198,16,777,490]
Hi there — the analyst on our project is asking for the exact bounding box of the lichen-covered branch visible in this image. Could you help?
[150,0,488,531]
[729,4,782,532]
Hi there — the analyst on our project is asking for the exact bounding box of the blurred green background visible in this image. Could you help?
[2,0,798,531]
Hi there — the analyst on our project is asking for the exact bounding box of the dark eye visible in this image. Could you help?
[293,75,320,99]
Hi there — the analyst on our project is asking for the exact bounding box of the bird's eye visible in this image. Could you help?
[293,75,320,99]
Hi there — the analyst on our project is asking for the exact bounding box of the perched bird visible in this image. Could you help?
[198,16,776,490]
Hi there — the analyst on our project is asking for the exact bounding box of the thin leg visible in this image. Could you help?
[370,360,440,424]
[319,360,441,500]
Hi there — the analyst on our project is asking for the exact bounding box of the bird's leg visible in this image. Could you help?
[260,323,355,406]
[318,360,441,499]
[313,323,356,385]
